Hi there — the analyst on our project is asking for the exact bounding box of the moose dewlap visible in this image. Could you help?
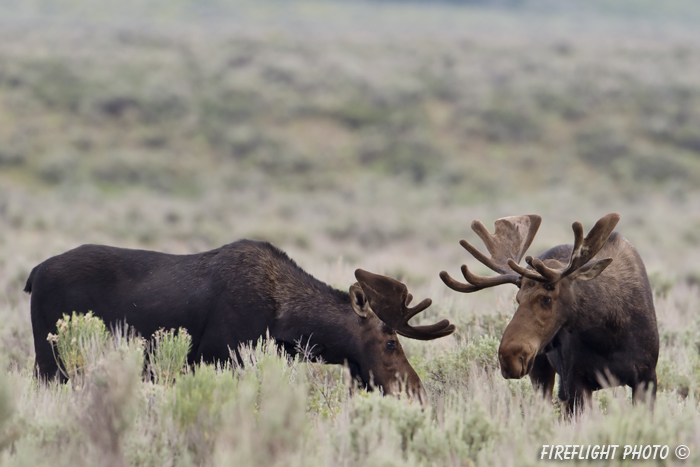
[441,213,659,415]
[25,239,454,404]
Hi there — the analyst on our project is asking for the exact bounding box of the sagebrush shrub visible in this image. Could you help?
[148,328,191,385]
[0,355,17,453]
[46,311,109,380]
[215,339,309,466]
[171,364,237,430]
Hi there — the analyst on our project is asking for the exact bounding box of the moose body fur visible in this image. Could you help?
[529,232,659,410]
[26,240,453,401]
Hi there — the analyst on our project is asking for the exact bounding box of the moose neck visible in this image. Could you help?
[564,250,653,345]
[268,269,364,366]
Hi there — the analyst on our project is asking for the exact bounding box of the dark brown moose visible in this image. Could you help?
[440,213,658,414]
[25,240,454,403]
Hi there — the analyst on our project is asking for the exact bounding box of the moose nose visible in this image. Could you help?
[499,347,536,379]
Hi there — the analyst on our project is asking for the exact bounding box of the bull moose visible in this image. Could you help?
[440,213,658,414]
[25,240,455,403]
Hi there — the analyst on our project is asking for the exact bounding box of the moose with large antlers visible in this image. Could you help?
[441,213,659,414]
[25,240,454,403]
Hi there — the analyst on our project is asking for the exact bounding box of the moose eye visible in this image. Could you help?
[541,296,552,307]
[386,340,398,351]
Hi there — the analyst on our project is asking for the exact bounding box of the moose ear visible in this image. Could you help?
[350,282,371,318]
[569,258,613,282]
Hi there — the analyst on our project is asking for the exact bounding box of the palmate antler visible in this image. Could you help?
[441,213,621,291]
[508,213,620,283]
[439,214,542,292]
[354,269,455,340]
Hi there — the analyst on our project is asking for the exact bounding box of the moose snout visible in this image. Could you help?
[413,383,429,408]
[404,381,428,408]
[498,344,537,379]
[382,371,429,407]
[407,370,429,407]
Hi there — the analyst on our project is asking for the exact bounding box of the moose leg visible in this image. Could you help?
[632,369,657,408]
[192,330,233,367]
[33,334,62,381]
[30,305,63,381]
[559,371,592,419]
[564,387,593,419]
[529,354,556,401]
[194,318,266,367]
[30,295,66,382]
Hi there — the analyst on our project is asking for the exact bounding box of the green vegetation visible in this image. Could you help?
[46,311,109,380]
[2,0,700,465]
[148,328,191,386]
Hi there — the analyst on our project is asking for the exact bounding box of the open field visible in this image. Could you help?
[2,1,700,465]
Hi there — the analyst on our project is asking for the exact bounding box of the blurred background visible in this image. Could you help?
[2,0,700,366]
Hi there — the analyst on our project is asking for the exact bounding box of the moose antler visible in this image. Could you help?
[354,269,455,340]
[440,214,543,293]
[523,213,620,282]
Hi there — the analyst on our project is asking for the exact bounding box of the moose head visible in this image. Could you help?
[347,269,455,404]
[439,213,619,380]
